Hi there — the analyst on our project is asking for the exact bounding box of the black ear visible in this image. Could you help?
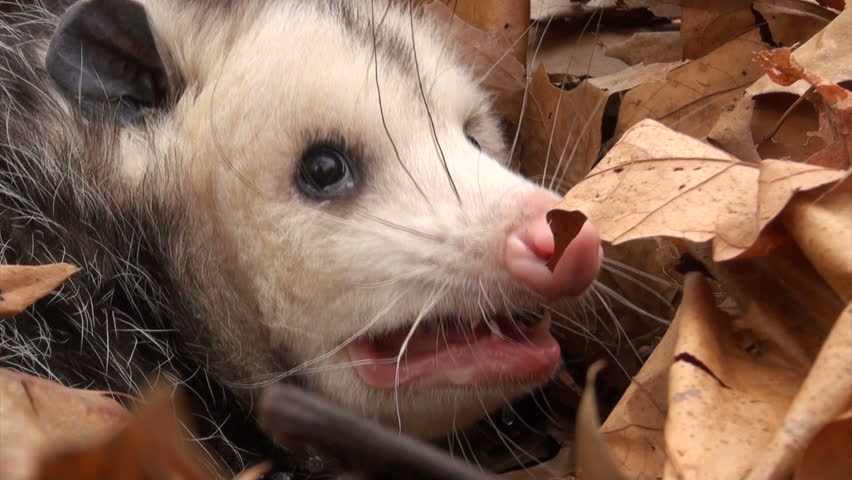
[46,0,169,122]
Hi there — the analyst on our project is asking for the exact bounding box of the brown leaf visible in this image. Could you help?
[533,24,632,79]
[665,273,804,479]
[604,31,683,66]
[547,120,845,265]
[438,0,529,66]
[0,263,79,318]
[709,6,850,162]
[516,65,609,190]
[745,302,852,479]
[680,0,757,59]
[0,368,129,480]
[757,47,852,169]
[782,183,852,302]
[598,309,679,479]
[575,361,627,480]
[35,385,219,480]
[423,1,527,123]
[615,29,769,142]
[753,0,836,47]
[795,412,852,480]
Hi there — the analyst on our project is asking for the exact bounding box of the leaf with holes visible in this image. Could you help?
[547,120,845,265]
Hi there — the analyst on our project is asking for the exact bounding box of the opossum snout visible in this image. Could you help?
[503,190,602,300]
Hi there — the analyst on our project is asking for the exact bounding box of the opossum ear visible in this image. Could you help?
[46,0,168,122]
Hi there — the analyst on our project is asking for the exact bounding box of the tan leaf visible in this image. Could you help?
[35,385,219,480]
[0,264,79,318]
[604,32,683,66]
[665,273,804,479]
[615,29,769,142]
[547,120,845,265]
[575,361,627,480]
[598,308,679,479]
[710,5,851,161]
[0,368,129,480]
[534,25,631,79]
[679,0,756,59]
[757,47,852,169]
[782,182,852,303]
[438,0,529,66]
[516,65,609,190]
[753,0,836,47]
[746,302,852,479]
[795,412,852,480]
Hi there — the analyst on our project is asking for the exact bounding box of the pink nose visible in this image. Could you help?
[504,190,602,300]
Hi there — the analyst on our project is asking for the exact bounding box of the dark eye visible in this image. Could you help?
[296,145,355,198]
[465,134,481,150]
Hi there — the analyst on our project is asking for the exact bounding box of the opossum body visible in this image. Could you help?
[0,0,602,475]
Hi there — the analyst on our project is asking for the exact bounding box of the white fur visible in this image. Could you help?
[119,0,560,436]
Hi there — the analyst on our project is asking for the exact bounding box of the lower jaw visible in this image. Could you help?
[346,316,561,390]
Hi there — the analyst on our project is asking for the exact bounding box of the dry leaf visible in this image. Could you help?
[0,368,129,480]
[782,184,852,301]
[598,310,679,479]
[547,120,845,265]
[423,1,528,126]
[757,47,852,169]
[533,24,632,79]
[36,385,218,480]
[753,0,836,47]
[679,0,756,59]
[439,0,529,66]
[604,31,683,66]
[746,302,852,479]
[0,263,79,318]
[575,361,627,480]
[516,65,609,189]
[615,29,769,142]
[795,412,852,480]
[665,273,804,479]
[710,5,851,162]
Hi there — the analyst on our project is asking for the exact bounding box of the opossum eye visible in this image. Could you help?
[465,134,481,151]
[296,145,355,198]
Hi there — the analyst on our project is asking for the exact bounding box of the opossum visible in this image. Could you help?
[0,0,602,475]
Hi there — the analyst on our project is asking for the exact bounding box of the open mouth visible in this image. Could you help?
[347,312,560,389]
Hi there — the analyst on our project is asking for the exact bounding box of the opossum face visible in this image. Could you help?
[47,0,601,437]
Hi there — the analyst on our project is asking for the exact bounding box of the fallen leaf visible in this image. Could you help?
[604,31,682,66]
[795,411,852,480]
[35,385,218,480]
[0,263,79,318]
[782,183,852,301]
[0,368,129,480]
[746,302,852,479]
[615,29,769,142]
[709,5,851,161]
[423,1,527,121]
[679,0,756,59]
[575,361,626,480]
[439,0,529,66]
[757,47,852,169]
[665,273,804,479]
[547,120,845,265]
[598,309,679,479]
[533,23,632,79]
[753,0,836,47]
[516,65,609,189]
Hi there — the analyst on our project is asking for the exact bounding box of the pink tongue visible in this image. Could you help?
[347,320,560,389]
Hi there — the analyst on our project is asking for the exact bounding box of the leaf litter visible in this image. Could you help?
[1,0,851,479]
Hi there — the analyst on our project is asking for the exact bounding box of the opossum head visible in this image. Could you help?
[46,0,601,437]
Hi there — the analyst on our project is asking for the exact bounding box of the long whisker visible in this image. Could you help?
[408,0,461,204]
